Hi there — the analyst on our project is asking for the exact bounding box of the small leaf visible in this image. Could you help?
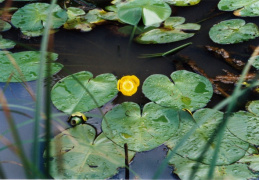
[102,102,179,152]
[0,19,11,32]
[164,0,201,6]
[136,17,200,44]
[0,51,62,82]
[51,71,118,114]
[218,0,259,17]
[247,100,259,115]
[45,124,135,179]
[0,35,15,50]
[142,70,213,111]
[209,19,259,44]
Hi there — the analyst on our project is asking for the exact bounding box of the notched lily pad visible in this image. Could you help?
[168,153,257,180]
[45,124,135,179]
[51,71,118,114]
[142,70,213,111]
[0,51,62,82]
[117,0,171,26]
[0,19,11,32]
[218,0,259,17]
[0,35,16,50]
[102,102,179,152]
[11,3,67,36]
[227,100,259,145]
[135,17,200,44]
[164,0,201,6]
[166,108,249,165]
[209,19,259,44]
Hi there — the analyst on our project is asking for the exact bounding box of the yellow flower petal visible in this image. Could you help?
[117,75,140,96]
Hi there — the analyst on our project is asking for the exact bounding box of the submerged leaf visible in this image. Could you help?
[117,0,171,26]
[102,102,179,152]
[218,0,259,17]
[11,3,67,33]
[136,17,200,44]
[0,51,62,82]
[45,124,135,179]
[142,70,213,111]
[164,0,201,6]
[51,71,118,114]
[209,19,259,44]
[166,108,249,165]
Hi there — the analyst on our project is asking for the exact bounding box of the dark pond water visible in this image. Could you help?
[1,0,259,179]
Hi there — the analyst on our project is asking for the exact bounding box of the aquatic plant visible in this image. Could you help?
[117,75,140,96]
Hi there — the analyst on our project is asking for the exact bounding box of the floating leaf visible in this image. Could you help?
[164,0,201,6]
[45,124,135,179]
[0,19,11,32]
[117,0,171,26]
[247,100,259,115]
[238,154,259,172]
[249,55,259,70]
[102,102,179,152]
[227,110,259,145]
[218,0,259,17]
[142,70,213,111]
[136,17,200,44]
[51,71,118,114]
[209,19,259,44]
[67,7,85,19]
[85,9,107,24]
[11,3,67,33]
[166,108,249,165]
[168,153,257,180]
[0,51,62,82]
[0,35,15,50]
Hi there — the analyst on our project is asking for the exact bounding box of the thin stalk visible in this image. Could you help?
[124,143,129,180]
[207,46,259,179]
[0,158,6,179]
[32,0,57,176]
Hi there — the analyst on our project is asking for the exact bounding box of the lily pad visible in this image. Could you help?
[0,35,16,50]
[11,3,67,32]
[102,102,179,152]
[247,100,259,115]
[249,55,259,70]
[0,19,11,32]
[0,51,62,82]
[209,19,259,44]
[218,0,259,17]
[45,124,135,179]
[164,0,201,6]
[117,0,171,26]
[238,154,259,172]
[136,17,200,44]
[51,71,118,114]
[142,70,213,111]
[165,108,249,165]
[227,111,259,145]
[168,153,257,180]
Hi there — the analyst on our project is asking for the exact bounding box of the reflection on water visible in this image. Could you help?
[1,0,259,178]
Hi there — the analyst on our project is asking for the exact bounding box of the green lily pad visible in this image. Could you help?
[45,124,135,179]
[0,19,11,32]
[0,35,15,50]
[164,0,201,6]
[248,55,259,70]
[85,9,107,24]
[218,0,259,17]
[247,100,259,115]
[209,19,259,44]
[168,153,257,180]
[135,17,200,44]
[51,71,118,114]
[0,51,62,82]
[102,102,179,152]
[142,70,213,111]
[117,0,171,26]
[11,3,67,32]
[67,7,85,19]
[238,154,259,172]
[227,111,259,145]
[166,108,249,165]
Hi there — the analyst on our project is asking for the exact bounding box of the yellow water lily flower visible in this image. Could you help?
[117,75,140,96]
